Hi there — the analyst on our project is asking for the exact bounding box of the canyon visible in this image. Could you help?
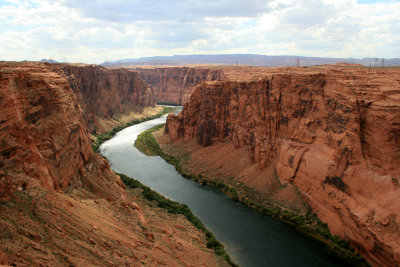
[136,67,224,105]
[2,60,399,266]
[164,65,400,266]
[0,62,227,266]
[53,63,158,134]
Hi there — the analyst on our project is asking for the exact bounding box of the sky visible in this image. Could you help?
[0,0,399,64]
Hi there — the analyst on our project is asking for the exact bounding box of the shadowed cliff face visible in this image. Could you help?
[54,64,156,133]
[166,66,400,266]
[137,67,224,105]
[0,62,124,199]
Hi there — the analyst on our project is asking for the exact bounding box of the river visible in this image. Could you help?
[100,112,349,267]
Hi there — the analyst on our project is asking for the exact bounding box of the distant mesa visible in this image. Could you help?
[101,54,400,67]
[40,58,58,63]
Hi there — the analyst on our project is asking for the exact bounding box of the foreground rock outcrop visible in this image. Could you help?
[166,65,400,266]
[54,64,157,133]
[137,67,224,105]
[0,62,227,266]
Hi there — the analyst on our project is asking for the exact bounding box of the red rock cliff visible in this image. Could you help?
[0,62,124,199]
[54,64,156,133]
[166,66,400,266]
[137,67,224,105]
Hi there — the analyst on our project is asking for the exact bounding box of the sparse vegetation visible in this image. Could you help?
[135,123,370,267]
[324,175,348,192]
[91,106,174,152]
[118,173,237,266]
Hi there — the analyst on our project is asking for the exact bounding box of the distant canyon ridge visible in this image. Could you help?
[101,54,400,67]
[136,67,224,105]
[108,54,400,106]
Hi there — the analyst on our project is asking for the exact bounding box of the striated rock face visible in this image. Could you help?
[53,64,155,133]
[166,66,400,266]
[0,62,123,198]
[137,67,224,105]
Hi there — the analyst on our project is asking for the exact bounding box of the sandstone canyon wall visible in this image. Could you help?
[0,62,226,266]
[166,66,400,266]
[136,67,224,105]
[54,64,156,133]
[0,62,122,196]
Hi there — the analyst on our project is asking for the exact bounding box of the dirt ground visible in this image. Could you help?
[0,184,228,267]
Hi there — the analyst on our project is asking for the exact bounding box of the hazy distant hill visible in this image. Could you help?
[101,54,400,67]
[40,59,58,63]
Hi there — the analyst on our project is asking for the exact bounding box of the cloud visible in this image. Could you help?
[280,0,336,28]
[60,0,272,22]
[0,0,399,63]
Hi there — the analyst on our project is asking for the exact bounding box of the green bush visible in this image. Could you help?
[134,124,165,155]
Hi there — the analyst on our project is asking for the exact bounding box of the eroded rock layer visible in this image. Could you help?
[54,64,156,133]
[137,67,224,105]
[166,65,400,266]
[0,62,122,196]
